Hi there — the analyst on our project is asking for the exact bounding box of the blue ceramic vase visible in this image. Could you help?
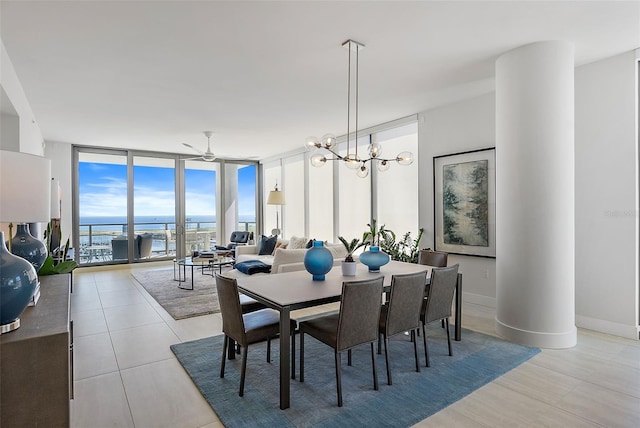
[9,224,48,270]
[304,240,333,281]
[0,231,39,332]
[359,245,390,272]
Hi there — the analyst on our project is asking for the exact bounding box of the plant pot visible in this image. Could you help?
[359,245,390,272]
[341,260,357,276]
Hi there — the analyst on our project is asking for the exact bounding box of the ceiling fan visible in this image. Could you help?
[183,131,216,162]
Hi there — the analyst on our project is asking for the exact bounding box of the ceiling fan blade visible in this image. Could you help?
[182,142,204,156]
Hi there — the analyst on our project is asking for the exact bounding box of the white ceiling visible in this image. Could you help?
[1,1,638,160]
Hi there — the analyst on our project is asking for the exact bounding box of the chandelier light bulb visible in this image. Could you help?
[368,142,382,158]
[344,154,360,169]
[377,159,390,172]
[310,153,327,167]
[305,136,321,150]
[356,164,369,178]
[396,151,414,166]
[321,134,336,149]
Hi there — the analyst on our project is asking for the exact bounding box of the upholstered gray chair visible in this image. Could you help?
[420,264,459,367]
[215,274,296,397]
[418,250,448,267]
[299,277,384,407]
[378,271,427,385]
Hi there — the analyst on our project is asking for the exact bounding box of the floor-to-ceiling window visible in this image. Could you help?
[184,160,217,255]
[262,115,419,245]
[74,147,258,265]
[77,151,128,264]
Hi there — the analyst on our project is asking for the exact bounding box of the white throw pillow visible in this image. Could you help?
[288,236,309,250]
[271,248,308,273]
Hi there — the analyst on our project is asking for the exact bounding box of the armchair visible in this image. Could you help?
[215,231,251,252]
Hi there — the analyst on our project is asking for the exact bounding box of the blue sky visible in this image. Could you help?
[79,162,256,219]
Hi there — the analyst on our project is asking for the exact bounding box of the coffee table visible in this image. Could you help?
[174,255,235,290]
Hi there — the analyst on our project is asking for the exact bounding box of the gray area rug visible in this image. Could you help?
[131,268,220,320]
[171,326,540,427]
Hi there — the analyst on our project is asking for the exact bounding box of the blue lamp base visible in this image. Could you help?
[1,231,39,334]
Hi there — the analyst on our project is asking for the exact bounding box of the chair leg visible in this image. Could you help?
[239,345,248,397]
[267,337,271,363]
[383,336,392,385]
[422,323,430,367]
[445,318,452,356]
[412,329,420,372]
[291,329,296,380]
[220,335,228,378]
[299,331,305,382]
[441,319,445,328]
[370,342,379,391]
[378,332,382,354]
[348,349,352,366]
[335,351,343,407]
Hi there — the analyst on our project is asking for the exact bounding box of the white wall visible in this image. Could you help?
[418,93,498,308]
[575,51,639,339]
[0,39,44,156]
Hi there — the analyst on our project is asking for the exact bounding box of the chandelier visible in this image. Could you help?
[305,39,413,178]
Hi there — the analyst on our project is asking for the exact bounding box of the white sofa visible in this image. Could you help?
[224,237,347,279]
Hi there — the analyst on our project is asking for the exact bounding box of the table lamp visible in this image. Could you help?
[266,183,286,236]
[0,150,51,333]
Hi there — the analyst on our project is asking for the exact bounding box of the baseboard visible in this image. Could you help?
[575,315,640,340]
[463,292,496,309]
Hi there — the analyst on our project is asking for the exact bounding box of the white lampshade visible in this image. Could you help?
[0,150,52,223]
[51,179,62,219]
[267,189,286,205]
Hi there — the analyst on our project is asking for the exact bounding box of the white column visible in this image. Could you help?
[495,41,577,348]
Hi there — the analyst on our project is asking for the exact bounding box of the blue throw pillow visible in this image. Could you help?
[258,235,277,255]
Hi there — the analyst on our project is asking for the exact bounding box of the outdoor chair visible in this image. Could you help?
[378,271,427,385]
[420,264,459,367]
[215,274,296,397]
[299,277,384,407]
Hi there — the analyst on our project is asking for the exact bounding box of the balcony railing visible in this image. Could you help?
[78,221,256,265]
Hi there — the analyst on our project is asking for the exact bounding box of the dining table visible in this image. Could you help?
[235,260,463,410]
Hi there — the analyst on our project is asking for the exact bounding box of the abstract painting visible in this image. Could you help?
[434,148,495,257]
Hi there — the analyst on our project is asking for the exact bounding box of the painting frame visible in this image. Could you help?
[433,148,496,258]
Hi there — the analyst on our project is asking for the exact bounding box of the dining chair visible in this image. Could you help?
[378,271,427,385]
[420,264,459,367]
[299,277,384,407]
[215,274,296,396]
[418,249,448,267]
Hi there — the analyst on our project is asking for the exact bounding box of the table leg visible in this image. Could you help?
[279,306,291,410]
[455,273,462,341]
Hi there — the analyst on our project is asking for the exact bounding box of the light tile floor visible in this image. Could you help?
[71,262,640,428]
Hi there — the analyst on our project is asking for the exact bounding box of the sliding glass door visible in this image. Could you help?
[74,147,258,265]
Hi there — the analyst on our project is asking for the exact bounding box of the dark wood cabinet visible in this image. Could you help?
[0,274,72,427]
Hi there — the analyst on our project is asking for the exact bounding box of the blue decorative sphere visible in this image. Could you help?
[304,241,333,281]
[359,246,390,272]
[1,232,39,330]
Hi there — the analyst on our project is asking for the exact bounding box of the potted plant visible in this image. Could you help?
[380,228,425,263]
[338,236,366,276]
[38,220,78,276]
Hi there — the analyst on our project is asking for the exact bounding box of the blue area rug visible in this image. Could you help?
[171,326,540,428]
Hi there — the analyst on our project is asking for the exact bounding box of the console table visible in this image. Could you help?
[0,273,73,427]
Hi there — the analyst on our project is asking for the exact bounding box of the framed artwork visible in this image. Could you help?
[433,148,496,258]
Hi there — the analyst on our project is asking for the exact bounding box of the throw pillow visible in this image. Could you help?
[272,240,288,256]
[288,236,309,250]
[258,235,277,255]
